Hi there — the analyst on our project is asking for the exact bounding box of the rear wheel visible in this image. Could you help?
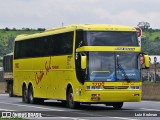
[67,88,80,109]
[112,102,123,109]
[22,86,28,103]
[8,83,13,97]
[28,85,35,104]
[28,85,44,104]
[28,85,37,104]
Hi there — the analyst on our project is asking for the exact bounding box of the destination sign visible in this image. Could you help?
[115,48,135,51]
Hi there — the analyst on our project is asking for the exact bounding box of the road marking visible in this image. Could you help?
[0,101,64,111]
[0,102,87,120]
[66,111,138,120]
[0,101,137,120]
[0,94,9,96]
[140,108,160,111]
[0,99,142,120]
[111,117,138,120]
[142,101,160,103]
[42,113,88,120]
[31,117,88,120]
[0,108,14,111]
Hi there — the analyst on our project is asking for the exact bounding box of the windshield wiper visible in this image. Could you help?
[116,55,130,82]
[117,64,130,82]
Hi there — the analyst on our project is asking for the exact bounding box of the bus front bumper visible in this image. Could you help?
[78,90,141,103]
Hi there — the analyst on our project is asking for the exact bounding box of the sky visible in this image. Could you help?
[0,0,160,29]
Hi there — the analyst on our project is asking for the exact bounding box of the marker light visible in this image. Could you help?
[129,86,141,90]
[135,27,142,37]
[140,54,145,64]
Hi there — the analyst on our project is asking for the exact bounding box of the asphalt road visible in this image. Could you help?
[0,94,160,120]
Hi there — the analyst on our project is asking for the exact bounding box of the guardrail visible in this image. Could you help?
[142,83,160,100]
[0,82,6,93]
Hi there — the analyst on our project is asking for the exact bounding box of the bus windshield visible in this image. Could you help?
[87,52,140,81]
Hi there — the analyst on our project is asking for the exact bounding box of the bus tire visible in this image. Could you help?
[112,102,123,109]
[67,87,80,109]
[8,83,13,97]
[28,85,35,104]
[22,85,28,103]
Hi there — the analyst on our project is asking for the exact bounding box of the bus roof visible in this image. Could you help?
[15,24,136,41]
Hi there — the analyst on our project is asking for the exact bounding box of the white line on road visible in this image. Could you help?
[30,117,88,120]
[67,111,138,120]
[0,94,9,96]
[0,101,64,111]
[140,108,160,111]
[111,117,138,120]
[0,108,14,111]
[142,101,160,103]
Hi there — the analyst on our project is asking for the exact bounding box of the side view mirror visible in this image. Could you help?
[144,55,150,68]
[81,56,87,69]
[140,53,150,69]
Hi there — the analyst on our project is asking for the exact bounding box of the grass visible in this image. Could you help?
[0,29,43,66]
[0,29,42,46]
[143,31,160,41]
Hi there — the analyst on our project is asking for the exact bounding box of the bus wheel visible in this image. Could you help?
[8,83,13,97]
[28,85,35,104]
[22,86,28,103]
[67,88,80,109]
[112,102,123,109]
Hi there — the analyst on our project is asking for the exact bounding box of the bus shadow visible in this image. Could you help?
[35,100,133,111]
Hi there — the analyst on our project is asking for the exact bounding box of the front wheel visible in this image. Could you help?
[67,88,80,109]
[112,102,123,109]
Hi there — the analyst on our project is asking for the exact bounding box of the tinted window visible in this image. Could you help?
[76,31,138,47]
[86,31,138,46]
[14,32,74,59]
[3,55,13,72]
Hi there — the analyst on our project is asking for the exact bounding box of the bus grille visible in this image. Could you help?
[103,86,129,89]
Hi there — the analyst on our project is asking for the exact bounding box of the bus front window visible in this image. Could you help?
[87,52,140,81]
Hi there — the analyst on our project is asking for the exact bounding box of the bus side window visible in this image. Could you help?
[75,52,86,84]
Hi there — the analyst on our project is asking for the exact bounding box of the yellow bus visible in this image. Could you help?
[13,24,150,109]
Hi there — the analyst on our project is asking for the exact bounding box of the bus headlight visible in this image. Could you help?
[129,86,141,90]
[86,86,103,90]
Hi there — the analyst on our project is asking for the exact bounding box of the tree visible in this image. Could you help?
[137,22,150,30]
[5,27,10,31]
[37,28,46,31]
